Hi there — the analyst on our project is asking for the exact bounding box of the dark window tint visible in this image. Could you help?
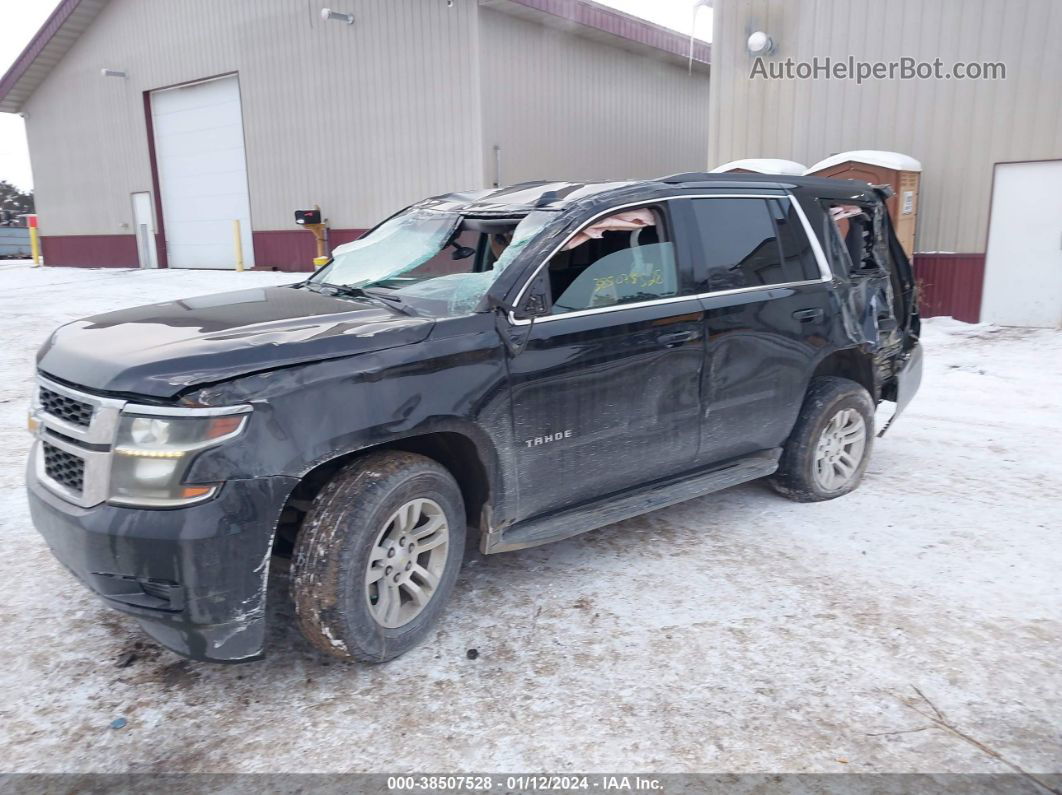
[691,198,817,290]
[773,200,822,281]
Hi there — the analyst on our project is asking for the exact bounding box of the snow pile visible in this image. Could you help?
[0,263,1059,774]
[710,159,808,175]
[806,150,923,174]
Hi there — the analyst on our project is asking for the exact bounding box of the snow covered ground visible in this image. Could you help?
[0,262,1059,775]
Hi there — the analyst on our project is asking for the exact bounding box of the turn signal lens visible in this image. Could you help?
[180,485,217,500]
[205,416,244,439]
[27,413,40,434]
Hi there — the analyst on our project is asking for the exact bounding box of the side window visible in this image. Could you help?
[823,202,879,276]
[547,206,679,314]
[690,198,819,291]
[774,200,822,282]
[691,198,782,290]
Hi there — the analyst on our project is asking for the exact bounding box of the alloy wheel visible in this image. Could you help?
[365,498,450,628]
[813,408,867,491]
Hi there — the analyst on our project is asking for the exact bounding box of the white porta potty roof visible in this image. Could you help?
[805,150,923,174]
[710,158,808,175]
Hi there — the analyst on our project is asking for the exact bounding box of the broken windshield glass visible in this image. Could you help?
[317,210,462,289]
[311,208,556,317]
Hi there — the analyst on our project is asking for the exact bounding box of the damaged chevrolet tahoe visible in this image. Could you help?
[27,174,922,663]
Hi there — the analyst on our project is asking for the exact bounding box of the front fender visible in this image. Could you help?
[181,341,517,524]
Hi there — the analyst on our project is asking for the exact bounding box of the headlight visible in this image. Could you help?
[109,408,250,507]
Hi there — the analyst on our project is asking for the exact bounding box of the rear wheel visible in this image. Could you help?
[769,376,875,502]
[291,451,465,662]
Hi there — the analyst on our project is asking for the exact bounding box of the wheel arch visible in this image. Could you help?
[809,347,878,401]
[273,425,497,558]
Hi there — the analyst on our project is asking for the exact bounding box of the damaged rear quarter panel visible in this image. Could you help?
[793,188,919,399]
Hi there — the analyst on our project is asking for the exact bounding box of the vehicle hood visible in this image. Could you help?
[36,286,435,398]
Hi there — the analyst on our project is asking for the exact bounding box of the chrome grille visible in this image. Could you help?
[31,373,250,509]
[39,386,94,427]
[42,442,86,493]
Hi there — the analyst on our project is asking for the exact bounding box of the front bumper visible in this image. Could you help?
[27,466,297,663]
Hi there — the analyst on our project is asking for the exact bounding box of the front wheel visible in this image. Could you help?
[769,376,875,502]
[291,451,466,662]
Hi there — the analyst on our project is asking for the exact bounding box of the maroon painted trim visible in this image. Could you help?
[41,234,139,268]
[142,90,168,268]
[252,229,366,272]
[0,0,88,109]
[38,230,372,271]
[502,0,710,64]
[912,253,985,324]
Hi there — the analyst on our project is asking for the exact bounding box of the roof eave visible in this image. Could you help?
[481,0,710,70]
[0,0,109,114]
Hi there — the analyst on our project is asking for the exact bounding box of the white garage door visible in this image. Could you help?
[981,161,1062,328]
[151,75,254,269]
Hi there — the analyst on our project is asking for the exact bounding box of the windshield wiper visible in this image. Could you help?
[316,282,421,317]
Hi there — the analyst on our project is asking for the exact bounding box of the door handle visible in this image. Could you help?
[657,330,696,347]
[792,308,824,323]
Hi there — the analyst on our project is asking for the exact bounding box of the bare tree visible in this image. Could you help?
[0,180,34,225]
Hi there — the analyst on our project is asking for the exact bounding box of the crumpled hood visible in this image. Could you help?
[36,286,435,398]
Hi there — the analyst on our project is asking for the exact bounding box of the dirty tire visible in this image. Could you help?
[292,451,465,663]
[769,376,875,503]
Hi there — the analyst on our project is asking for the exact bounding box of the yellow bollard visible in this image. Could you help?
[28,215,41,266]
[233,219,244,272]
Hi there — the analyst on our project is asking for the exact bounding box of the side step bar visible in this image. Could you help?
[485,449,781,553]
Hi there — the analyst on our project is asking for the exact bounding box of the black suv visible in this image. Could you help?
[26,174,922,663]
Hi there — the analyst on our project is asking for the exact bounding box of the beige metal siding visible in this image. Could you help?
[23,0,484,236]
[479,6,710,185]
[707,0,1062,253]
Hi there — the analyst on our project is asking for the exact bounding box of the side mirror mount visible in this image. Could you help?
[511,274,550,321]
[488,276,549,356]
[486,274,549,321]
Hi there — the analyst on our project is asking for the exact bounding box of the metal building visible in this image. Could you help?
[0,0,710,271]
[707,0,1062,326]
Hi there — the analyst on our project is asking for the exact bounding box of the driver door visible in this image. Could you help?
[505,201,705,521]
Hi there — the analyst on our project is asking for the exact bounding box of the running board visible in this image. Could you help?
[485,449,781,553]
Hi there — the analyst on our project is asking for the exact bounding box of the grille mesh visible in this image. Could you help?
[39,387,94,427]
[43,443,85,493]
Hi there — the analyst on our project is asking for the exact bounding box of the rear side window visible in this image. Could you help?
[823,202,880,275]
[774,201,822,282]
[690,198,820,291]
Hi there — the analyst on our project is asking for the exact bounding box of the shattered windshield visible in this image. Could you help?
[310,209,555,317]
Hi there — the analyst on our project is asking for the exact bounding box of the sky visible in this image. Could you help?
[0,0,713,192]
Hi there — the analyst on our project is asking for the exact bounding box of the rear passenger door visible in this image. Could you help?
[683,195,833,464]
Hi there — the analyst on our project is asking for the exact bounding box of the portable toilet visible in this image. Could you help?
[710,159,808,176]
[805,150,922,257]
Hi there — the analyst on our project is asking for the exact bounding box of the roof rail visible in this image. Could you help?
[657,172,716,183]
